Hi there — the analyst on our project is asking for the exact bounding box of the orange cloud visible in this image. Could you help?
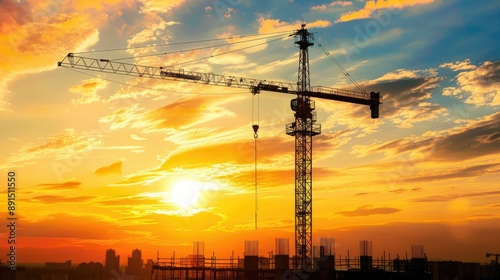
[127,13,180,47]
[25,129,100,154]
[354,112,500,164]
[217,168,294,191]
[99,104,146,131]
[443,61,500,106]
[139,0,186,14]
[159,136,293,170]
[0,1,100,111]
[258,17,331,34]
[336,0,436,22]
[439,58,477,72]
[112,170,166,186]
[94,161,122,176]
[30,195,95,204]
[97,195,164,206]
[2,129,102,169]
[72,0,134,12]
[312,1,353,11]
[69,77,107,104]
[0,0,140,111]
[140,95,237,131]
[403,163,500,184]
[429,112,500,161]
[336,205,401,217]
[414,189,500,203]
[38,181,82,190]
[21,213,120,239]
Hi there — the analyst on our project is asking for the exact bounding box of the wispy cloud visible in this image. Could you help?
[439,58,477,72]
[97,194,165,207]
[3,129,102,168]
[388,187,422,194]
[336,0,436,23]
[127,14,179,47]
[111,170,166,186]
[69,77,107,104]
[353,112,500,162]
[38,181,82,191]
[414,190,500,203]
[139,95,238,131]
[29,195,95,204]
[20,213,122,239]
[412,164,499,182]
[159,136,292,170]
[312,1,353,11]
[94,161,122,176]
[0,0,102,111]
[139,0,186,14]
[430,112,500,161]
[337,205,400,216]
[258,17,331,33]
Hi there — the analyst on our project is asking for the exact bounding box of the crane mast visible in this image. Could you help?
[285,24,319,270]
[57,24,381,273]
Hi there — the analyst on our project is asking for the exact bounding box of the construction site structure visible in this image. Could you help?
[58,24,382,271]
[486,253,500,265]
[150,239,433,280]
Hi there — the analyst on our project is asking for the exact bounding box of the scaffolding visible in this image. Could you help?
[151,240,431,280]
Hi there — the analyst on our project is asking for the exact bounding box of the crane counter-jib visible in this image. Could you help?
[57,53,381,118]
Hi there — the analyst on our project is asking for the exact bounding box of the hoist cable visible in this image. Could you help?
[254,134,258,230]
[251,92,260,230]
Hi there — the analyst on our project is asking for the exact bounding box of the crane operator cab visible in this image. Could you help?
[290,98,315,112]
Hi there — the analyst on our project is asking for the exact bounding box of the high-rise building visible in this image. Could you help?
[105,249,120,279]
[126,249,144,278]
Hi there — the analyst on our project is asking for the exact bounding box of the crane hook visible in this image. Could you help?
[252,124,259,138]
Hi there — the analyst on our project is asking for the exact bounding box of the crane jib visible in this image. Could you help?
[57,53,381,119]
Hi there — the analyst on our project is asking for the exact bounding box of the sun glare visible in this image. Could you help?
[170,180,203,209]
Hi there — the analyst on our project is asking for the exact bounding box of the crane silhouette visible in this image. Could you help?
[58,24,381,270]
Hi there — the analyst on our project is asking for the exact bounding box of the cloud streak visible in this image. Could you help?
[414,190,500,203]
[336,205,400,216]
[38,181,82,190]
[353,112,500,163]
[94,161,122,176]
[336,0,436,22]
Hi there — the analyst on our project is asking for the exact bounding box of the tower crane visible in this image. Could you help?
[58,24,381,270]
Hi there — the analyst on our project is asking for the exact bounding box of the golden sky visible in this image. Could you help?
[0,0,499,264]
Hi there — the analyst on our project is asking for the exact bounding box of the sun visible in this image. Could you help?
[170,180,203,209]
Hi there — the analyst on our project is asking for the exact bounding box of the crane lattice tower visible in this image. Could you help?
[286,24,321,270]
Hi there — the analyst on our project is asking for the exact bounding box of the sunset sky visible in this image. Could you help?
[1,0,499,265]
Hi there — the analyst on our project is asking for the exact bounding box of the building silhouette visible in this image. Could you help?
[126,249,144,278]
[105,249,120,279]
[45,260,72,270]
[76,262,104,280]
